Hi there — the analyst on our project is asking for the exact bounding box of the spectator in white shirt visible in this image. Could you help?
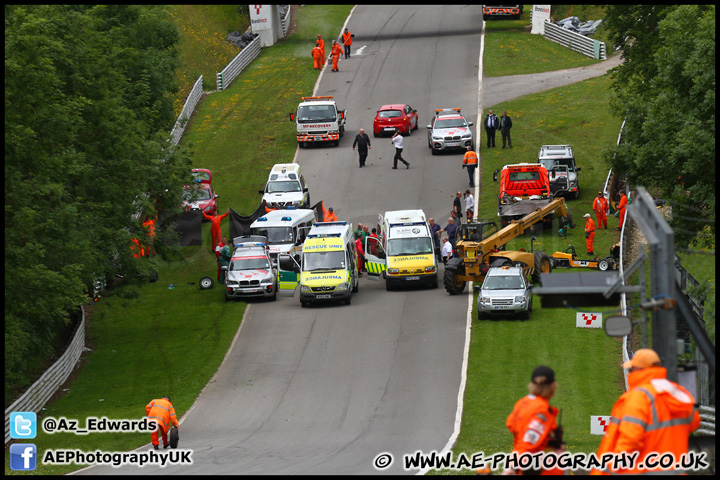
[464,189,475,223]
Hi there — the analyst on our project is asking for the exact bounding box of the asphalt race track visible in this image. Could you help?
[82,5,481,475]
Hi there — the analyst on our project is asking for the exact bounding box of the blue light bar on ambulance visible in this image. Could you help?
[316,221,347,226]
[281,216,292,221]
[257,216,268,221]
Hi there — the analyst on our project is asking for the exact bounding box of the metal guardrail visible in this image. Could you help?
[543,20,606,60]
[280,5,291,38]
[216,35,262,91]
[170,75,204,146]
[5,308,86,445]
[698,405,715,436]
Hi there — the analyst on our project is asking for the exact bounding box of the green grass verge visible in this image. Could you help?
[483,5,605,77]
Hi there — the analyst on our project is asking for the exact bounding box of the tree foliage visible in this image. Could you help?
[5,5,192,398]
[602,5,715,248]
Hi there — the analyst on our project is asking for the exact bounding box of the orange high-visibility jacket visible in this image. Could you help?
[146,398,179,433]
[593,196,609,214]
[506,394,559,455]
[330,43,342,59]
[462,150,478,166]
[585,217,596,233]
[591,367,701,475]
[617,194,628,213]
[312,46,323,60]
[342,30,353,46]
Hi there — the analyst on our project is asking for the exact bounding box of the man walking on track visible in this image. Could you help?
[342,28,353,58]
[353,128,371,167]
[330,39,342,72]
[391,131,409,169]
[462,145,478,187]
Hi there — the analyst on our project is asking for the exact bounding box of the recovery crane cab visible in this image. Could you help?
[290,96,346,147]
[493,162,555,228]
[444,198,572,295]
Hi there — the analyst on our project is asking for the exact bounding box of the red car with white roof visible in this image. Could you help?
[181,168,219,216]
[426,108,474,155]
[373,104,419,137]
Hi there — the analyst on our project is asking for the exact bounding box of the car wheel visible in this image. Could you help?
[373,130,378,138]
[344,295,352,305]
[598,259,610,271]
[300,300,308,308]
[406,125,412,136]
[199,276,214,290]
[431,147,437,156]
[414,118,419,131]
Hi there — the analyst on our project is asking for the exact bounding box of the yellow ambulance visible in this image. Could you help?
[364,209,439,290]
[277,221,359,307]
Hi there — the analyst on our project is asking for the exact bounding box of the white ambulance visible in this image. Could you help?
[364,209,439,290]
[277,221,359,307]
[250,207,316,259]
[258,164,310,209]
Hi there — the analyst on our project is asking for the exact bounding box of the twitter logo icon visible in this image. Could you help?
[10,412,37,439]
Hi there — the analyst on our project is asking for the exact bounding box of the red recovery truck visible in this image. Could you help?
[493,163,556,228]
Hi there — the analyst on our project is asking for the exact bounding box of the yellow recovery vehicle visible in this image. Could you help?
[444,198,571,294]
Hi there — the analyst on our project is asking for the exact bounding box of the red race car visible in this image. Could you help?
[181,168,219,216]
[373,104,418,137]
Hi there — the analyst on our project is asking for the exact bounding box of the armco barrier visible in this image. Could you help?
[5,308,86,445]
[216,35,262,91]
[170,75,204,146]
[543,19,606,60]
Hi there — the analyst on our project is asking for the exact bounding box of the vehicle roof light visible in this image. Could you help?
[281,216,292,221]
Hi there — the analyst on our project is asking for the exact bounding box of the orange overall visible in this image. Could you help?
[617,193,628,230]
[593,195,609,229]
[330,43,342,71]
[203,210,229,251]
[146,398,178,448]
[312,45,323,70]
[317,36,325,66]
[585,217,596,255]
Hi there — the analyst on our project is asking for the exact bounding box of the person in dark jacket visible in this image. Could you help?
[500,111,513,149]
[484,110,499,148]
[352,128,372,167]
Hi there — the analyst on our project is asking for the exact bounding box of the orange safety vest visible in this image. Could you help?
[462,150,478,166]
[312,46,323,60]
[591,367,700,475]
[146,398,179,433]
[593,196,608,214]
[342,31,353,46]
[506,394,561,475]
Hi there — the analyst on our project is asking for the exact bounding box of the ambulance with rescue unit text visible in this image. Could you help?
[364,209,439,290]
[277,221,359,307]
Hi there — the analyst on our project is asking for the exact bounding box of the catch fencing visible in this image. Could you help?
[543,19,606,60]
[5,308,87,445]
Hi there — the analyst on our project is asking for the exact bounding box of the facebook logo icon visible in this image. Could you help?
[10,444,37,470]
[10,411,37,439]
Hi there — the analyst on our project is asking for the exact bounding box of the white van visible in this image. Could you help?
[250,208,316,259]
[364,209,439,290]
[258,164,310,209]
[277,221,359,307]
